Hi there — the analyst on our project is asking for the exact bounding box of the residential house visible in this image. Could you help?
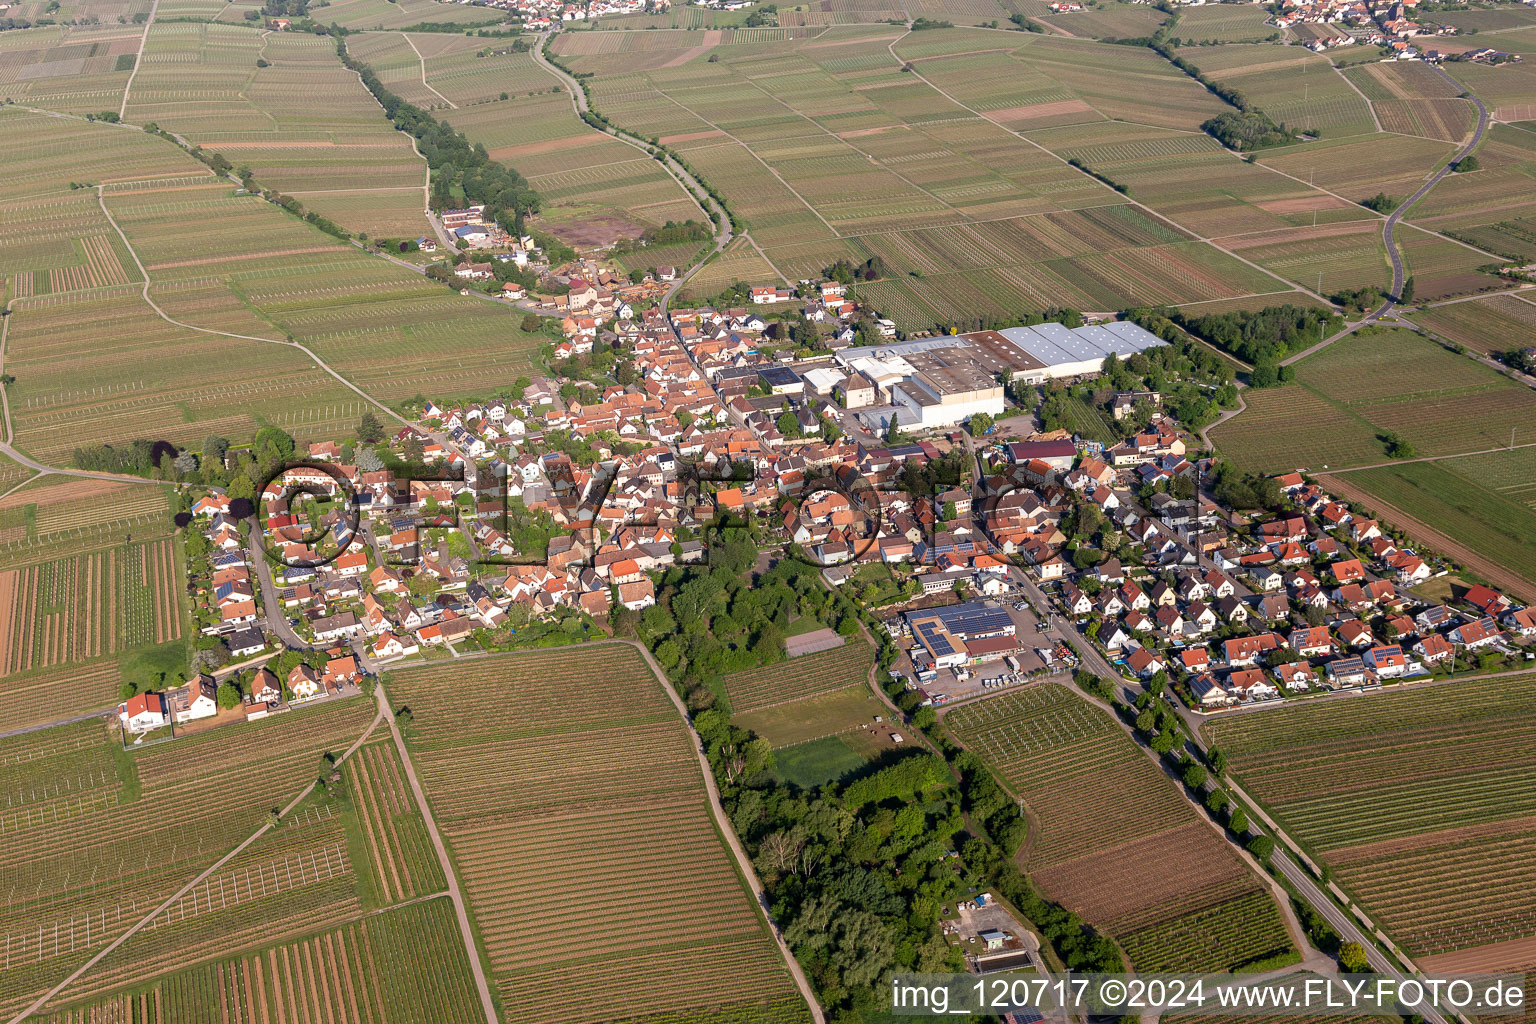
[1326,656,1369,687]
[1272,662,1313,691]
[1336,619,1375,649]
[1501,607,1536,638]
[1449,616,1501,649]
[1223,632,1281,667]
[1414,633,1454,664]
[288,664,323,700]
[1190,674,1231,707]
[119,692,169,733]
[249,669,281,705]
[1125,646,1166,680]
[174,676,219,723]
[1363,644,1408,678]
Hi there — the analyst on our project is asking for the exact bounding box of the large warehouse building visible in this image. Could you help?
[960,320,1168,383]
[837,321,1168,430]
[836,340,1005,429]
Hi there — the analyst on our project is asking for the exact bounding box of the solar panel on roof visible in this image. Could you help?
[915,621,956,657]
[931,604,1014,638]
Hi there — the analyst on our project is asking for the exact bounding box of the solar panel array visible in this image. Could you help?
[931,603,1014,638]
[915,621,957,658]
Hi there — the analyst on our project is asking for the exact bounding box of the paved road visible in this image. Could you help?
[531,33,735,313]
[1379,67,1489,309]
[247,519,309,651]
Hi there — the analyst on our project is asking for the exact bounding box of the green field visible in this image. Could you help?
[0,111,543,465]
[1178,44,1377,140]
[733,682,886,747]
[1406,125,1536,261]
[771,734,872,788]
[945,685,1295,973]
[1337,449,1536,594]
[1211,328,1536,473]
[1206,675,1536,961]
[1174,5,1279,43]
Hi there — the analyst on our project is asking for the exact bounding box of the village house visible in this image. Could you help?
[119,692,169,733]
[173,676,219,723]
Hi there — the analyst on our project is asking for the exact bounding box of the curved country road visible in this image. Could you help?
[531,34,735,312]
[1377,67,1489,313]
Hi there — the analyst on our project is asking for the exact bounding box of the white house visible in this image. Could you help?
[119,692,169,733]
[175,676,219,723]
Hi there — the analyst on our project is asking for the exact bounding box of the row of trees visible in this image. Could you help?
[1174,304,1342,366]
[339,39,541,232]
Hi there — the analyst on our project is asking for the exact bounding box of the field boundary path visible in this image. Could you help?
[1378,69,1490,310]
[0,706,116,741]
[615,638,828,1024]
[119,0,160,120]
[1278,317,1366,366]
[401,32,458,109]
[532,31,733,307]
[1198,383,1246,449]
[96,184,415,434]
[5,705,385,1024]
[884,31,1339,309]
[0,294,185,492]
[1332,62,1384,133]
[376,685,500,1024]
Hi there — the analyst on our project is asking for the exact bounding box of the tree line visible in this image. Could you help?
[337,38,542,233]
